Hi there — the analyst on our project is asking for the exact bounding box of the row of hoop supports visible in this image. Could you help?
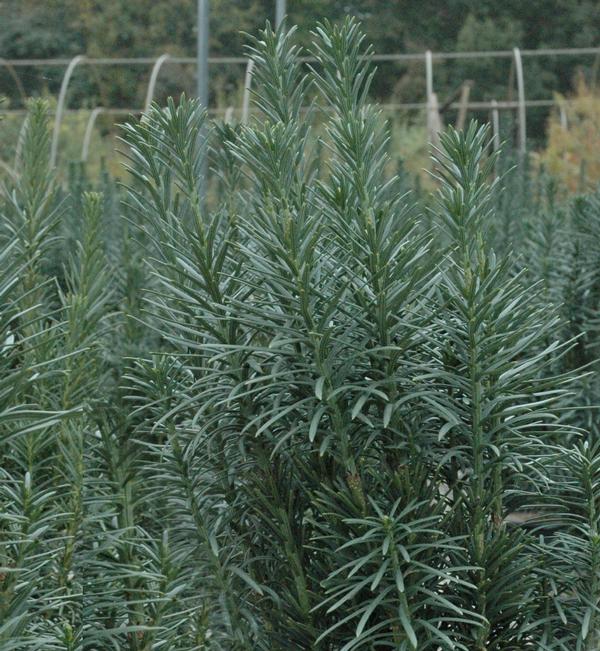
[44,53,263,165]
[425,47,527,158]
[2,45,597,166]
[48,53,175,166]
[48,49,528,166]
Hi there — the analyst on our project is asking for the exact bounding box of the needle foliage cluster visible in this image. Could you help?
[1,20,599,651]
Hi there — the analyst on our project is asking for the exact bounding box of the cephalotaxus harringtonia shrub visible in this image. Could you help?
[1,19,599,651]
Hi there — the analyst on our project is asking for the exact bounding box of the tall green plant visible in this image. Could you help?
[120,19,594,650]
[2,20,599,651]
[0,99,72,650]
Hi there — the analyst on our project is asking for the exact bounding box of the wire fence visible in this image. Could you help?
[1,45,599,167]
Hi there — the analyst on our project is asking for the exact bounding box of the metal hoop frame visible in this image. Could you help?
[81,107,105,162]
[513,47,527,156]
[144,54,171,112]
[241,59,255,124]
[50,54,86,167]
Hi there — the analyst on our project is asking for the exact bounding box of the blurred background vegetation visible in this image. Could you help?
[1,0,600,188]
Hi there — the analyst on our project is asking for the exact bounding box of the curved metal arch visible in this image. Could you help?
[425,50,435,142]
[512,47,526,156]
[51,54,86,167]
[144,53,171,112]
[0,59,27,105]
[559,104,568,130]
[13,115,29,168]
[425,50,433,101]
[490,99,500,151]
[81,107,105,162]
[241,58,255,124]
